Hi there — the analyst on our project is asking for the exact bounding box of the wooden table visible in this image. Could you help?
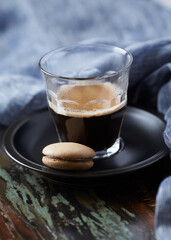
[0,124,170,240]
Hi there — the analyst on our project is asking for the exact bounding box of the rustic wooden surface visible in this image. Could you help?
[0,124,170,240]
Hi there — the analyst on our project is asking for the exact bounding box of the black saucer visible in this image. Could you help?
[3,107,169,185]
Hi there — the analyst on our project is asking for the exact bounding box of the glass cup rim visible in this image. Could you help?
[39,43,133,81]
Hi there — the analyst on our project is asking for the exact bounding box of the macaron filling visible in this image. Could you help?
[44,156,93,162]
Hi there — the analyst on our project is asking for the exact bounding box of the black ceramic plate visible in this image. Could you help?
[3,107,169,183]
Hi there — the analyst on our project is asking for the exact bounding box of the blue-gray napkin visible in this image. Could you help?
[1,0,171,126]
[156,176,171,240]
[0,1,171,239]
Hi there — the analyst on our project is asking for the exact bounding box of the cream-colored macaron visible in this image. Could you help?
[42,142,96,171]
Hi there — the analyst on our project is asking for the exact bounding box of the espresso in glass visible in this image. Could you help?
[39,43,132,159]
[48,82,126,152]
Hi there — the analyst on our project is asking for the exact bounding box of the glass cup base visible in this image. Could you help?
[93,138,123,160]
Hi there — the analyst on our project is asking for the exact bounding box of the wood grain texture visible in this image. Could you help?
[0,125,170,240]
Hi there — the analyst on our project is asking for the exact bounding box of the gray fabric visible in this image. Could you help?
[1,0,171,125]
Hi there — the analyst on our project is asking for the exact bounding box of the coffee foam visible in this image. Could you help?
[49,82,127,118]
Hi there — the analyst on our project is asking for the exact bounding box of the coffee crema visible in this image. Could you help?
[48,83,126,151]
[49,82,126,117]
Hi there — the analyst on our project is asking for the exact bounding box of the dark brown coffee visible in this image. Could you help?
[48,83,126,151]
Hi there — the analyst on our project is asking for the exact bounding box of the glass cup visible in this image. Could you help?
[39,43,132,159]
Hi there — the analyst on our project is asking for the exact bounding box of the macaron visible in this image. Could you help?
[42,142,96,171]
